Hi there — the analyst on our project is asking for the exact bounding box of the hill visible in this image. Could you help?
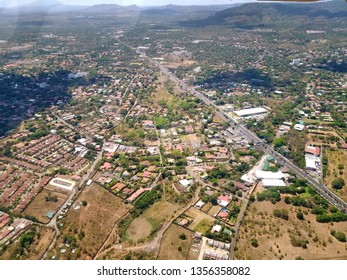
[182,0,347,29]
[81,4,140,14]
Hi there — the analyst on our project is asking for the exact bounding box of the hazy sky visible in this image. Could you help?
[1,0,257,7]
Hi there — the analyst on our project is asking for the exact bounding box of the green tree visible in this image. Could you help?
[273,137,286,148]
[332,178,345,190]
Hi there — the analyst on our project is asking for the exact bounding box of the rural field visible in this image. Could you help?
[235,198,347,260]
[127,200,180,242]
[49,183,132,260]
[0,225,55,260]
[157,224,194,260]
[324,150,347,201]
[151,75,174,105]
[24,189,69,223]
[306,130,342,149]
[185,207,215,231]
[97,247,155,260]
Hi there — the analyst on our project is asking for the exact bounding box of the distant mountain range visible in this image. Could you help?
[1,0,86,14]
[181,0,347,28]
[0,1,237,18]
[81,4,141,14]
[1,0,346,25]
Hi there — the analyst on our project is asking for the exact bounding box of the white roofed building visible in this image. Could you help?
[294,124,305,131]
[262,179,286,188]
[233,107,267,118]
[255,170,285,180]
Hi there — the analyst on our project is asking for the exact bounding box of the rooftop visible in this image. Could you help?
[234,107,267,117]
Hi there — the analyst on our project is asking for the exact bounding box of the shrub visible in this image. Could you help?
[273,209,289,220]
[251,238,259,248]
[331,231,346,243]
[179,233,187,240]
[290,236,308,248]
[296,212,304,220]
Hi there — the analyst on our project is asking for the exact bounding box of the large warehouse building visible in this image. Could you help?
[233,107,268,118]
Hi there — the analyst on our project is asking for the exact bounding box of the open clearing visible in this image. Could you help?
[193,218,214,234]
[185,207,215,231]
[324,150,347,201]
[162,60,197,69]
[157,224,194,260]
[180,133,201,143]
[24,189,68,223]
[50,183,132,259]
[152,75,174,105]
[0,225,55,260]
[208,205,222,217]
[201,202,213,212]
[127,200,179,241]
[235,198,347,260]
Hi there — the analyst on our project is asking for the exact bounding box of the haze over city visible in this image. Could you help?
[0,0,257,7]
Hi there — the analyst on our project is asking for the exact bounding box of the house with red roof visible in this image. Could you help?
[305,145,320,156]
[218,211,229,220]
[101,162,112,171]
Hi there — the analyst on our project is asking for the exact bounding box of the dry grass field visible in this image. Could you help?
[24,189,69,223]
[127,200,179,242]
[235,199,347,260]
[151,75,174,105]
[186,207,215,231]
[324,150,347,201]
[50,183,132,259]
[208,205,222,217]
[201,202,213,212]
[180,133,201,143]
[98,247,155,260]
[157,224,194,260]
[307,130,342,149]
[213,113,226,124]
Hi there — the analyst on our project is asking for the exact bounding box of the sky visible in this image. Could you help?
[0,0,257,8]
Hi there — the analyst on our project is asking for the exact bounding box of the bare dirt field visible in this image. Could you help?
[186,207,216,231]
[127,200,179,242]
[24,189,69,223]
[325,149,347,201]
[50,183,132,259]
[157,224,194,260]
[213,113,226,124]
[180,133,201,143]
[0,225,55,260]
[235,199,347,260]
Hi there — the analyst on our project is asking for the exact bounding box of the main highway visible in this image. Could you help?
[136,49,347,212]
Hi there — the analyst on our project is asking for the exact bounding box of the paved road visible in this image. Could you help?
[137,49,347,212]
